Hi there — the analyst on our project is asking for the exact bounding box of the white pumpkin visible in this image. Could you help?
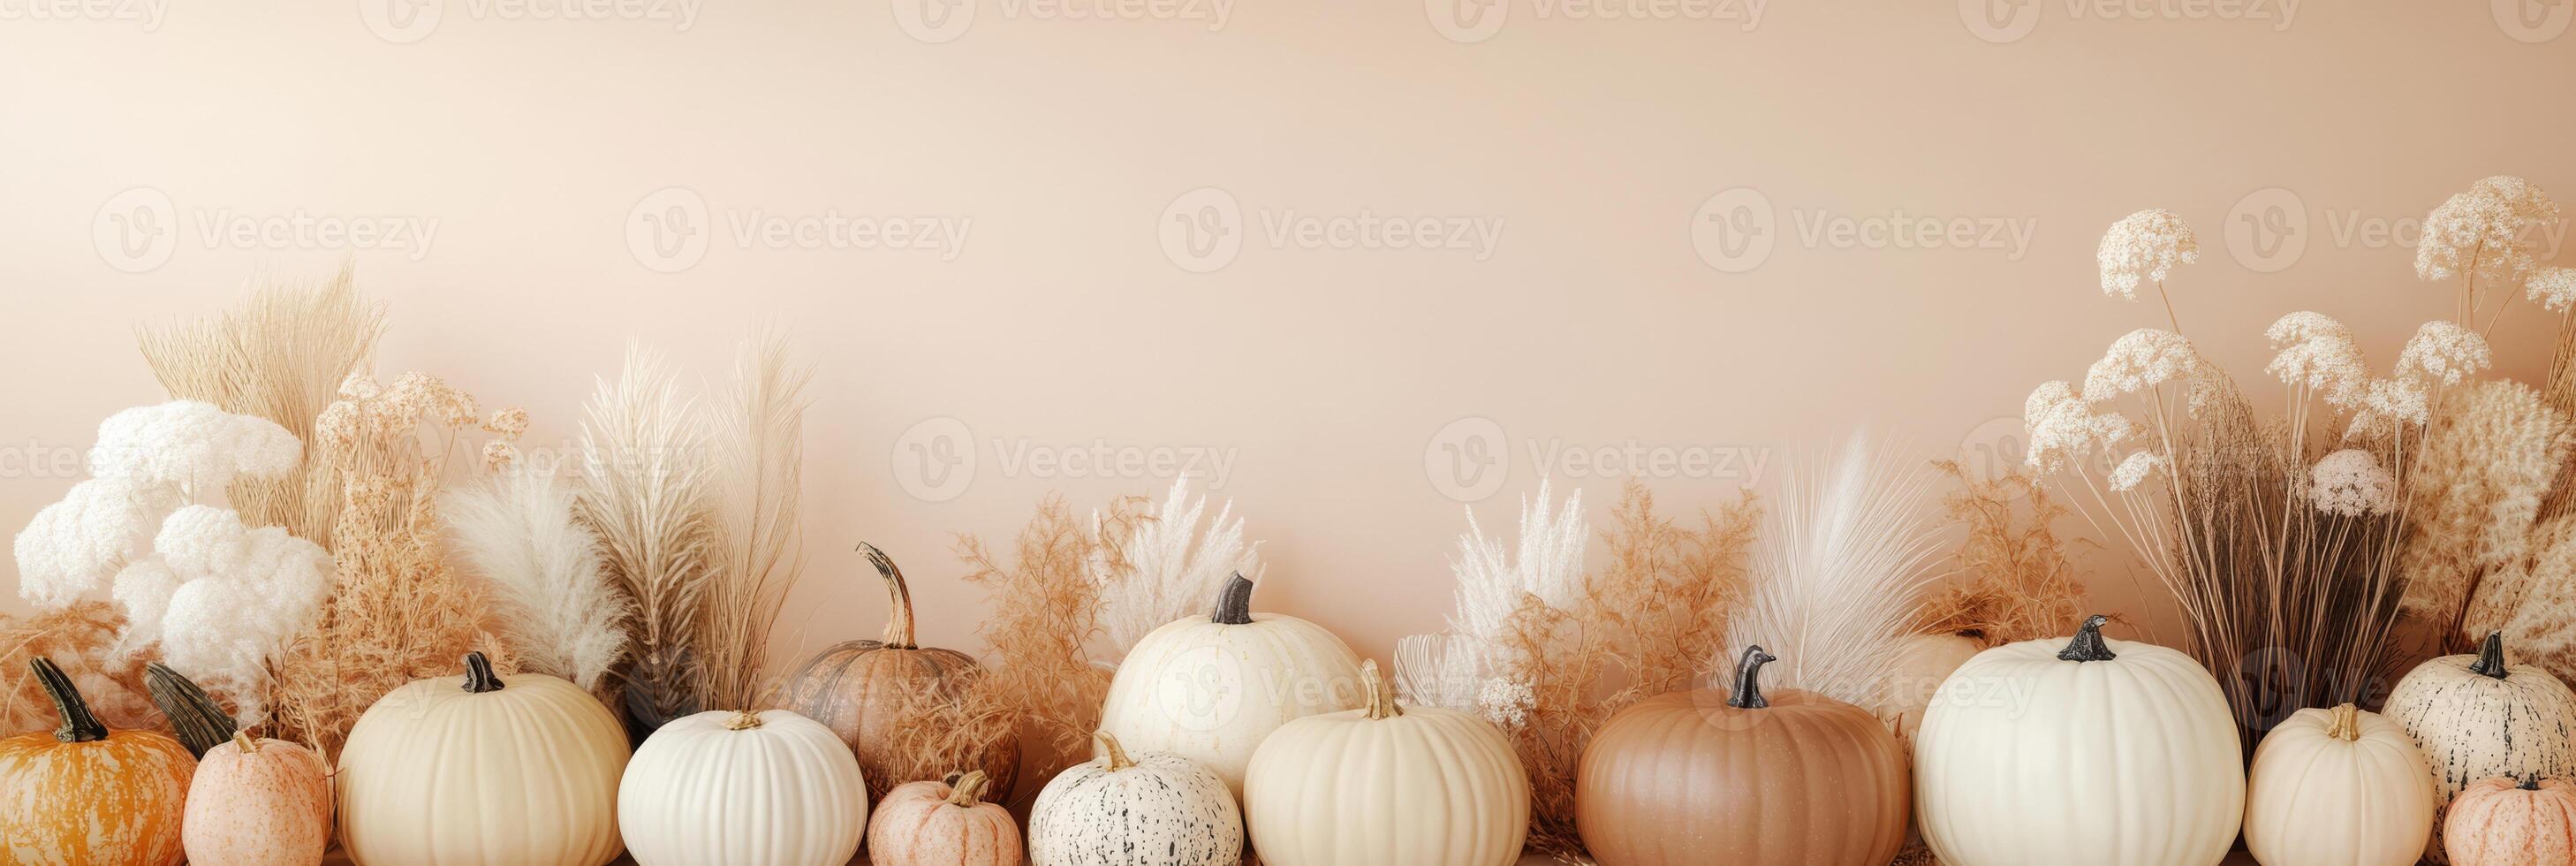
[2384,631,2576,863]
[337,652,629,866]
[2244,703,2435,866]
[1028,732,1241,866]
[1869,631,1983,742]
[1913,615,2245,866]
[1099,574,1364,797]
[1242,658,1527,866]
[618,709,869,866]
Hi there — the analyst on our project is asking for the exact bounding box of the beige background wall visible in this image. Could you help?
[4,1,2574,680]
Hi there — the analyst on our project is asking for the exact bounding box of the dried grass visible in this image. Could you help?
[1909,461,2087,646]
[1729,435,1950,706]
[701,334,812,712]
[951,493,1142,801]
[2401,380,2570,650]
[0,602,161,733]
[576,345,718,734]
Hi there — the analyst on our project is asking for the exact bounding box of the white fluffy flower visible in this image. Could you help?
[2417,175,2558,286]
[110,505,330,721]
[2309,449,2395,517]
[2098,209,2199,300]
[11,478,181,609]
[2264,311,2368,408]
[2530,266,2576,313]
[2109,451,2168,491]
[88,401,301,494]
[2023,380,2140,474]
[2393,320,2492,388]
[2081,329,2225,414]
[1475,677,1534,728]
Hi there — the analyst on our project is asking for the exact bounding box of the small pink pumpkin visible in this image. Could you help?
[867,770,1022,866]
[183,731,333,866]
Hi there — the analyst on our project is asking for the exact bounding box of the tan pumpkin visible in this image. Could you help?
[0,657,194,866]
[866,770,1024,866]
[1577,646,1910,866]
[184,731,334,866]
[786,543,1019,801]
[2444,776,2576,865]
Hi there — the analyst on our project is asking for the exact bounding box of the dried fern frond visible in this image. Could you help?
[1729,434,1948,706]
[444,465,632,691]
[577,344,717,733]
[1910,461,2086,646]
[1095,477,1261,661]
[702,332,812,712]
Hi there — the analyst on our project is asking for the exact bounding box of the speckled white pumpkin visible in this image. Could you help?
[1029,732,1241,866]
[617,709,869,866]
[1099,575,1363,798]
[2384,632,2576,863]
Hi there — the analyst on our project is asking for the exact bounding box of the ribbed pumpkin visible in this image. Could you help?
[1242,658,1527,866]
[2385,631,2576,863]
[618,709,869,866]
[1576,646,1910,866]
[184,731,334,866]
[0,657,193,866]
[1913,615,2245,866]
[1101,574,1364,797]
[2244,703,2436,866]
[1027,732,1241,866]
[336,651,629,866]
[867,770,1024,866]
[2444,776,2576,866]
[784,543,1018,801]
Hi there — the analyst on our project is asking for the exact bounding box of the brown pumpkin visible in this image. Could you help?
[784,543,1019,801]
[1575,646,1910,866]
[2446,776,2576,865]
[0,657,195,866]
[866,769,1024,866]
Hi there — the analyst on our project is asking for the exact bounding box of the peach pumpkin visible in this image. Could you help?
[867,770,1023,866]
[0,657,193,866]
[2444,776,2576,866]
[785,543,1019,802]
[1576,646,1910,866]
[184,731,334,866]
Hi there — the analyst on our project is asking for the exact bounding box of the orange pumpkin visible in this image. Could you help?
[1575,646,1910,866]
[2445,776,2576,865]
[866,770,1023,866]
[0,657,194,866]
[785,543,1018,801]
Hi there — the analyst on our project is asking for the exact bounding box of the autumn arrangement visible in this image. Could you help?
[4,175,2576,866]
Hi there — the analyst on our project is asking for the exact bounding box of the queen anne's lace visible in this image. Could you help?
[2309,449,2395,517]
[2264,312,2368,408]
[2023,380,2140,474]
[2529,266,2576,313]
[2081,329,2227,414]
[2417,175,2559,287]
[2109,451,2168,492]
[2099,209,2199,300]
[2393,320,2493,388]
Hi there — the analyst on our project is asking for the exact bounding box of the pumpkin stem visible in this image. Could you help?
[1093,730,1135,771]
[2524,776,2544,791]
[2471,631,2510,680]
[234,730,261,754]
[861,543,920,650]
[144,661,239,758]
[30,657,108,743]
[725,710,765,731]
[1361,658,1403,720]
[1726,645,1777,710]
[1210,574,1256,626]
[2057,615,2118,663]
[2326,703,2361,741]
[947,769,992,807]
[460,651,506,694]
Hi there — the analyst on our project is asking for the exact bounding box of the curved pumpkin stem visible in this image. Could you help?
[1360,658,1403,720]
[2471,631,2509,680]
[2057,614,2118,663]
[1211,574,1255,626]
[460,651,506,694]
[1726,646,1777,710]
[145,661,239,758]
[30,657,108,743]
[2326,703,2360,741]
[947,770,992,807]
[861,543,920,650]
[1093,731,1135,772]
[725,710,765,731]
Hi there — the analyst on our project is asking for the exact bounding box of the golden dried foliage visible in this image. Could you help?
[1910,461,2086,646]
[2542,312,2576,524]
[951,493,1143,801]
[2401,379,2571,648]
[883,664,1020,791]
[0,602,161,733]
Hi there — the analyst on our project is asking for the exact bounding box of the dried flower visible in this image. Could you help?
[2531,267,2576,313]
[2022,380,2140,474]
[88,401,301,496]
[2081,329,2224,414]
[112,505,330,721]
[337,370,382,400]
[2264,312,2369,408]
[2310,449,2395,517]
[2108,451,2167,491]
[1475,678,1534,728]
[481,440,520,470]
[483,406,531,439]
[2393,320,2493,388]
[2346,378,2431,439]
[2401,380,2571,631]
[2098,209,2199,300]
[2417,175,2558,287]
[13,479,182,609]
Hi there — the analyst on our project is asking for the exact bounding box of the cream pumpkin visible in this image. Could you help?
[2444,776,2576,865]
[1913,615,2245,866]
[2243,703,2435,866]
[1868,632,1983,742]
[618,709,869,866]
[336,651,630,866]
[1242,658,1528,866]
[1027,732,1241,866]
[183,732,333,866]
[2385,631,2576,863]
[1099,574,1363,798]
[867,770,1023,866]
[0,657,193,866]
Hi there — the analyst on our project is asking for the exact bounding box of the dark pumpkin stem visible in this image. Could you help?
[1726,646,1777,710]
[31,657,108,743]
[460,651,505,694]
[2057,615,2118,663]
[861,543,920,649]
[1211,574,1255,625]
[145,662,239,758]
[2471,631,2509,680]
[2524,775,2544,791]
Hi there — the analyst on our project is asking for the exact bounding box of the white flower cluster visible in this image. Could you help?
[2082,329,2226,414]
[2109,451,2169,492]
[2308,448,2395,517]
[2530,266,2576,313]
[2264,312,2368,408]
[2416,175,2559,287]
[2022,380,2139,474]
[2098,209,2199,300]
[2346,321,2494,438]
